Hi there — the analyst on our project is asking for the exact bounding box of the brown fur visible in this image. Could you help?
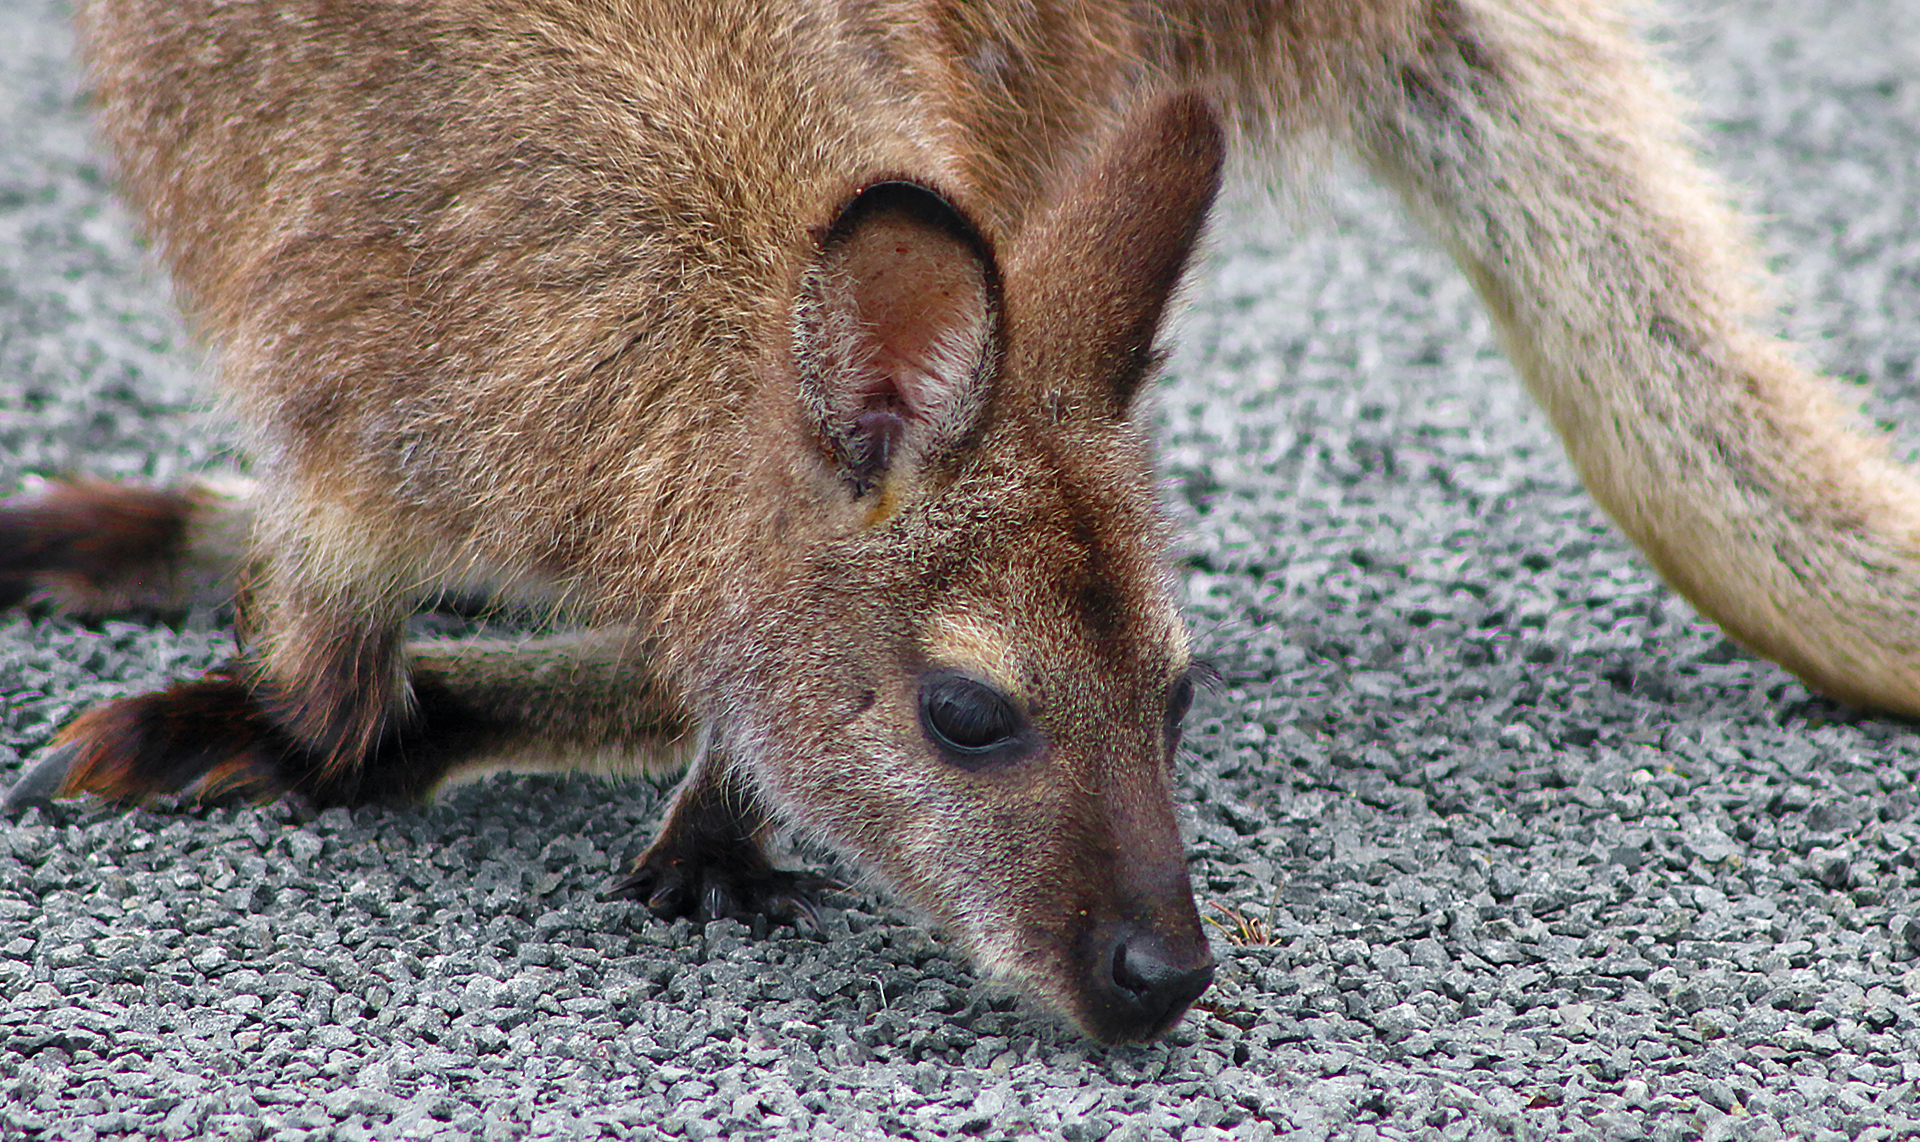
[0,480,248,615]
[20,0,1920,1040]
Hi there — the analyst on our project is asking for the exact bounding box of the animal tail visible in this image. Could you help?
[1332,0,1920,716]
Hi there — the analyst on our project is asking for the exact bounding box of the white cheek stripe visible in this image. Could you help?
[924,612,1027,695]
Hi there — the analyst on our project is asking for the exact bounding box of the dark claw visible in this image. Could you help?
[3,742,83,812]
[609,860,691,916]
[608,856,829,932]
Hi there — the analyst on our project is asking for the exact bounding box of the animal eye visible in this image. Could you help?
[1164,666,1205,757]
[1166,674,1195,737]
[919,673,1026,762]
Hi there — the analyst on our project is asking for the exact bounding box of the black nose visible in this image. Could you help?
[1091,925,1215,1041]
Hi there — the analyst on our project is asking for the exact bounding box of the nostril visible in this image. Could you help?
[1112,939,1141,997]
[1107,932,1215,1024]
[1111,939,1152,1001]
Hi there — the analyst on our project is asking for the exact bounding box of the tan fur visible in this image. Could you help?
[408,630,698,786]
[42,0,1920,1040]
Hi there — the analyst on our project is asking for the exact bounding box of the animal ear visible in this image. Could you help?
[793,182,1001,497]
[1004,92,1224,415]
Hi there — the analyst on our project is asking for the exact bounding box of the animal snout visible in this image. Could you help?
[1090,922,1215,1041]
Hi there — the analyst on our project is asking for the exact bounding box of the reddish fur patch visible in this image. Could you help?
[53,668,485,806]
[55,673,293,803]
[0,482,195,606]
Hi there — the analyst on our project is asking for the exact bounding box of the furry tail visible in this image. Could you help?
[1346,0,1920,716]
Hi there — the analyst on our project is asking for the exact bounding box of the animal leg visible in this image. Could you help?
[7,624,692,809]
[610,737,826,926]
[0,477,252,617]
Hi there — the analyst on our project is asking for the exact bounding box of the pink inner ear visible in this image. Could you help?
[837,214,990,429]
[797,183,998,493]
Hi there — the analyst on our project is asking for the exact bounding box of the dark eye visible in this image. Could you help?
[1166,674,1195,730]
[919,673,1027,764]
[1164,671,1198,755]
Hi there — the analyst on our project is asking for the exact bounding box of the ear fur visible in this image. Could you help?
[793,182,1002,497]
[1005,92,1225,415]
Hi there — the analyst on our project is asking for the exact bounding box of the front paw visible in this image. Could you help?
[609,847,828,929]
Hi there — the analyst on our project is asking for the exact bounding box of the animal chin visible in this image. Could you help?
[944,910,1208,1044]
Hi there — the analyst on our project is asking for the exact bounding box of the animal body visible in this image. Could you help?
[4,0,1920,1043]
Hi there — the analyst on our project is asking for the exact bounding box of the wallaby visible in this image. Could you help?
[7,0,1920,1043]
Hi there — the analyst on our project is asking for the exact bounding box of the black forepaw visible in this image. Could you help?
[609,849,829,930]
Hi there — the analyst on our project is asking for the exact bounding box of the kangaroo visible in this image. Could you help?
[7,0,1920,1044]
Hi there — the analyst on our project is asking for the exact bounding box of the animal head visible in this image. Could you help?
[717,93,1227,1042]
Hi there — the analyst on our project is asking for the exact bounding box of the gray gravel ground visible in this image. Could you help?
[5,0,1920,1138]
